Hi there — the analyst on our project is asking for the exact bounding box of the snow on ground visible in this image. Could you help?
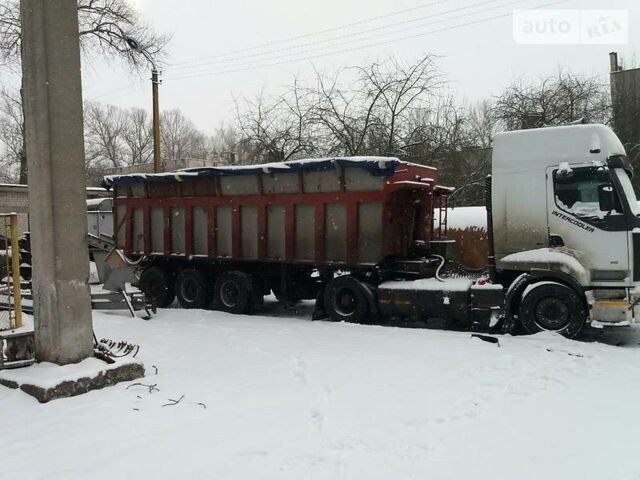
[434,206,487,230]
[2,300,640,479]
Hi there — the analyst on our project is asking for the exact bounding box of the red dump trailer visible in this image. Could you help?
[103,157,499,326]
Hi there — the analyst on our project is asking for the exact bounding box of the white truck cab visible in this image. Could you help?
[490,124,640,335]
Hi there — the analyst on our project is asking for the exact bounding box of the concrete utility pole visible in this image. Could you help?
[20,0,93,364]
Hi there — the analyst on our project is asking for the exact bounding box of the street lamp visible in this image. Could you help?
[125,36,162,173]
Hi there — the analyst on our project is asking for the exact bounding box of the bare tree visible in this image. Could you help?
[235,81,317,163]
[0,1,18,69]
[0,0,169,68]
[395,96,495,205]
[298,55,442,157]
[465,100,496,148]
[403,95,466,162]
[160,109,206,163]
[0,88,23,181]
[233,56,488,203]
[81,102,215,183]
[84,102,127,169]
[360,56,442,155]
[494,71,611,130]
[207,123,239,164]
[0,0,169,182]
[121,107,152,166]
[309,68,381,156]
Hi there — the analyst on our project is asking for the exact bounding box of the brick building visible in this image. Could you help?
[610,52,640,168]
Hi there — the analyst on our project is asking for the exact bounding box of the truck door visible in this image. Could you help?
[546,165,630,285]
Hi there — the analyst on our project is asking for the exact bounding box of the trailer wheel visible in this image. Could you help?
[324,276,372,323]
[175,268,212,309]
[213,271,260,314]
[519,282,586,338]
[139,266,175,308]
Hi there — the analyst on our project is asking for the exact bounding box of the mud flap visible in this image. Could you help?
[502,273,534,334]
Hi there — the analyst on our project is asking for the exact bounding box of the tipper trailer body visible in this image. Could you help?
[104,124,640,337]
[108,158,441,268]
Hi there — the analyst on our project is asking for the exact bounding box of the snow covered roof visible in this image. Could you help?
[86,197,112,210]
[103,157,402,187]
[493,124,626,176]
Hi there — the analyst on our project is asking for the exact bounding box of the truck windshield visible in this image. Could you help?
[614,169,640,216]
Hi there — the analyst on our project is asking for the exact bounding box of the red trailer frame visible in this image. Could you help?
[108,159,441,268]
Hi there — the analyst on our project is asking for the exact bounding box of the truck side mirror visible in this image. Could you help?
[597,184,616,212]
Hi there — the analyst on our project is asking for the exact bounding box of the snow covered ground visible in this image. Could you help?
[2,300,640,479]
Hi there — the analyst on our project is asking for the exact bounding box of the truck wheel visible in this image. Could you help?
[139,266,175,308]
[324,276,371,323]
[213,271,260,314]
[519,282,586,338]
[175,268,212,309]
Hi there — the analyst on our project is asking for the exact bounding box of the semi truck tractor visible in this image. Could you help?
[103,124,640,338]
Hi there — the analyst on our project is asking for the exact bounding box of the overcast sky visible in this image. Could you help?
[78,0,639,135]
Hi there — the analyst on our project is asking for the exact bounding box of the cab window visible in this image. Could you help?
[553,167,622,220]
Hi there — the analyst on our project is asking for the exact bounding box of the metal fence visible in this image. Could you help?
[0,213,22,331]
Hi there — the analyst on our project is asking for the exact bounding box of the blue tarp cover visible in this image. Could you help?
[103,157,402,187]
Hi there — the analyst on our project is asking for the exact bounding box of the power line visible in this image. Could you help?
[166,0,511,75]
[170,0,567,82]
[90,81,147,102]
[92,84,133,99]
[168,0,450,68]
[166,0,568,82]
[93,0,569,99]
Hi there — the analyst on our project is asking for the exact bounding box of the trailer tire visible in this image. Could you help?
[324,276,371,323]
[213,271,259,314]
[139,266,175,308]
[519,282,586,338]
[175,268,212,309]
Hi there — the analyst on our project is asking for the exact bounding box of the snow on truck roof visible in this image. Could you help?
[492,124,626,174]
[103,156,411,187]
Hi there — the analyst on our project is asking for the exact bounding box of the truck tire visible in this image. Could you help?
[139,266,175,308]
[324,276,372,323]
[519,282,587,338]
[213,270,260,314]
[175,268,212,309]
